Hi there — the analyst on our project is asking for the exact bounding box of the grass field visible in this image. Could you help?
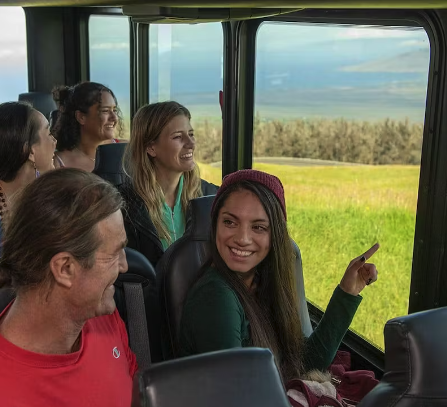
[198,162,420,350]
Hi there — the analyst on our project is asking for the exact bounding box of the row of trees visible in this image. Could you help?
[193,116,424,165]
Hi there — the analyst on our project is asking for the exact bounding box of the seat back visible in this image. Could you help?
[0,287,14,314]
[359,306,447,407]
[157,195,214,358]
[49,109,60,132]
[93,143,127,187]
[132,348,290,407]
[115,247,162,364]
[18,92,57,119]
[157,195,312,358]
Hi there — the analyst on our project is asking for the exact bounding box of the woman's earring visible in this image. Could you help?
[33,161,40,178]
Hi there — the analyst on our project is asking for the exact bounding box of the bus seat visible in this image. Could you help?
[131,348,290,407]
[18,92,57,120]
[93,143,127,187]
[358,306,447,407]
[49,109,60,132]
[115,247,163,364]
[157,195,214,359]
[156,194,312,359]
[0,287,14,313]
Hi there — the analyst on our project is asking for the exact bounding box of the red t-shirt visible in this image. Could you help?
[0,304,138,407]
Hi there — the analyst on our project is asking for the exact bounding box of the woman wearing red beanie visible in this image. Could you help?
[179,169,379,383]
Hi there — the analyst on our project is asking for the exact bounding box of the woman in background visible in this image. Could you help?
[0,101,56,251]
[52,81,124,171]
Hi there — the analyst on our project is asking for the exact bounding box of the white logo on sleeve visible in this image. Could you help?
[113,347,121,359]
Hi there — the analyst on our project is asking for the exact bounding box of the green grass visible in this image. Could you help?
[198,162,420,350]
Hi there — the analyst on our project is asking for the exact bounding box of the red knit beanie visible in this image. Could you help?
[211,169,287,220]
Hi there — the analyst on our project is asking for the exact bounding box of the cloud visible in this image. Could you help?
[149,41,183,52]
[400,40,428,47]
[0,46,27,59]
[0,7,27,42]
[336,27,420,40]
[90,42,130,50]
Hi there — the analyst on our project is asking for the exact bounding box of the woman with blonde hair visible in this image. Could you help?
[120,101,218,266]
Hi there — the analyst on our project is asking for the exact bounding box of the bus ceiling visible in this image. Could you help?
[1,0,446,8]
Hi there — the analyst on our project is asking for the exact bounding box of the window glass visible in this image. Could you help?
[0,7,28,103]
[89,15,131,138]
[149,23,223,183]
[255,22,430,349]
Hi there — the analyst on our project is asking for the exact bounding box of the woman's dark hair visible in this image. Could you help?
[0,102,41,182]
[0,168,124,291]
[209,181,305,382]
[52,81,123,151]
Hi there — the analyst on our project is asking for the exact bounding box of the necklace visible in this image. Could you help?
[75,147,96,162]
[0,183,7,219]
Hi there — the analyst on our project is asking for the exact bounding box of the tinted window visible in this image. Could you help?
[149,23,223,182]
[89,15,131,137]
[0,7,28,103]
[255,22,430,349]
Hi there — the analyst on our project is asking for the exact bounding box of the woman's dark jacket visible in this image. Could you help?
[119,179,218,267]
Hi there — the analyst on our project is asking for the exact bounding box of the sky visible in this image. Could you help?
[0,6,430,116]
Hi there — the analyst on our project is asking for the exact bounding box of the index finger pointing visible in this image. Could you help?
[362,243,380,261]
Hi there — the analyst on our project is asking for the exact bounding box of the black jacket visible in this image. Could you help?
[119,179,218,267]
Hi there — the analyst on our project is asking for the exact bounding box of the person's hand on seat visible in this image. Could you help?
[339,243,379,296]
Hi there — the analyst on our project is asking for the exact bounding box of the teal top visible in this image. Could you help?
[160,175,186,250]
[179,267,362,372]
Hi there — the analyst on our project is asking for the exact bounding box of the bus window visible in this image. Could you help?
[89,15,131,137]
[149,23,223,183]
[0,7,28,103]
[254,22,430,350]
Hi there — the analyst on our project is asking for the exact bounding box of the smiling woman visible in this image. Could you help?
[179,169,379,390]
[0,102,56,238]
[120,101,218,266]
[51,81,124,172]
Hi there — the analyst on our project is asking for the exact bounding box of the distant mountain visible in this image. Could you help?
[342,49,430,73]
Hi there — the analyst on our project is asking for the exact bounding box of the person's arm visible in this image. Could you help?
[303,243,379,371]
[180,280,245,354]
[303,286,361,371]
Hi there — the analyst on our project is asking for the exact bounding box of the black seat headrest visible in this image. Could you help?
[359,306,447,407]
[0,287,15,314]
[157,195,215,358]
[93,143,127,187]
[184,195,215,238]
[18,92,57,119]
[49,110,60,132]
[132,348,290,407]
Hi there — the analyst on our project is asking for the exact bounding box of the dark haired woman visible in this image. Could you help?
[52,81,124,172]
[121,101,217,266]
[0,102,56,252]
[180,169,379,383]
